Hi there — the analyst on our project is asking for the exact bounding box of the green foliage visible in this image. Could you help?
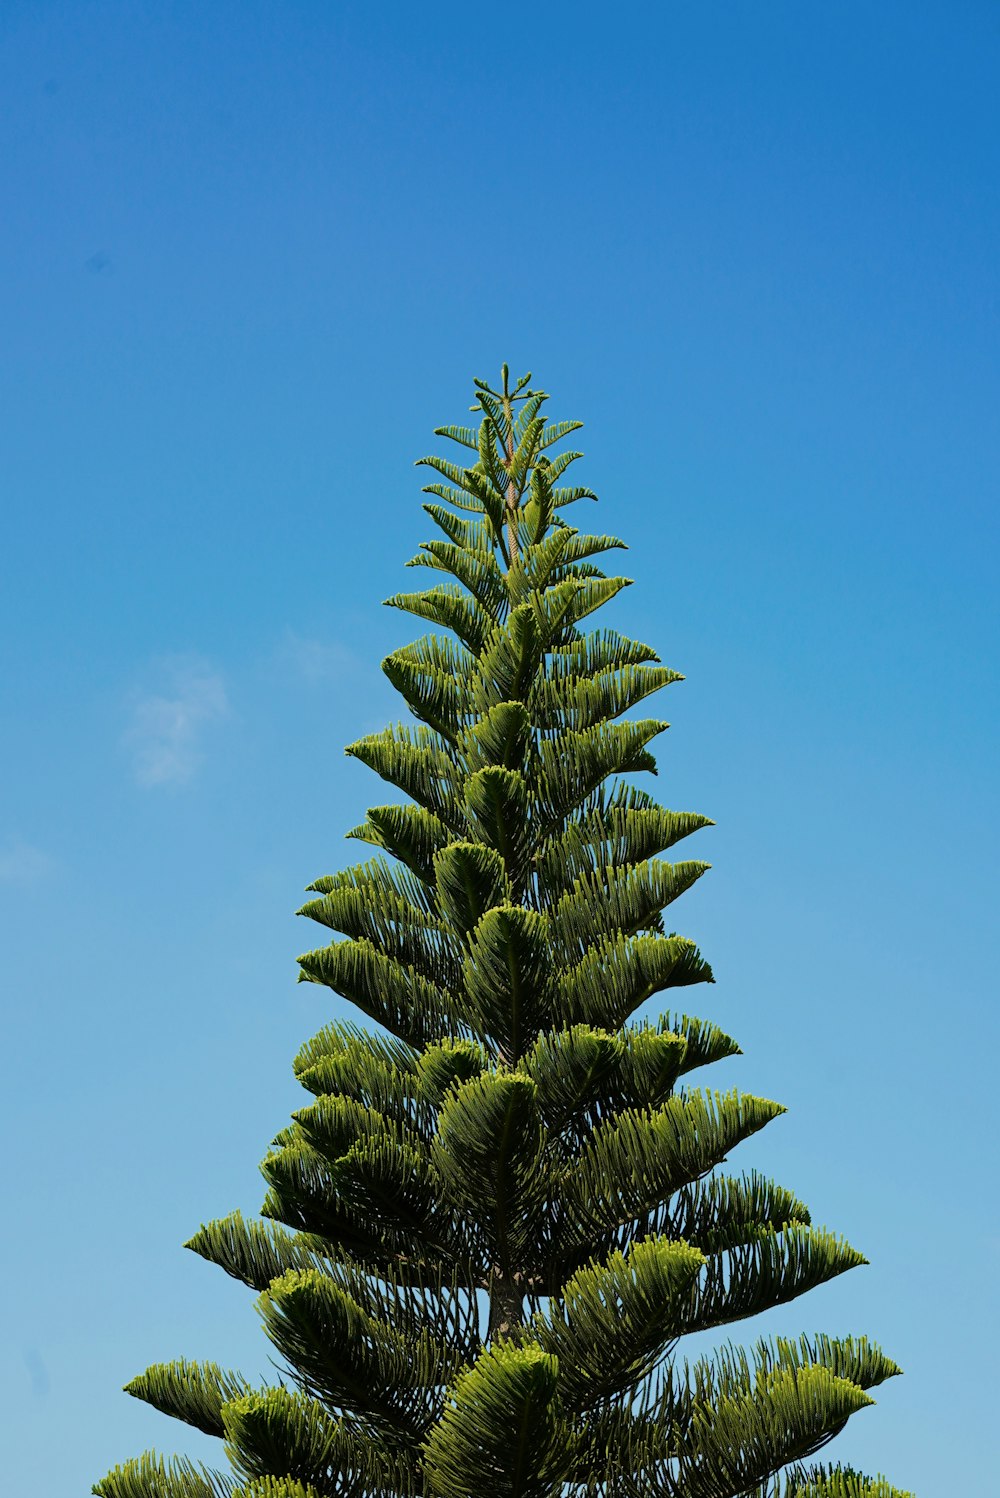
[98,368,904,1497]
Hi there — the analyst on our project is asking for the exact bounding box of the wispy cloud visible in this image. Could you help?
[22,1346,50,1398]
[273,630,359,684]
[0,840,53,884]
[125,655,229,787]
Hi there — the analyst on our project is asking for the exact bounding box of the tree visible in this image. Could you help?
[97,369,909,1498]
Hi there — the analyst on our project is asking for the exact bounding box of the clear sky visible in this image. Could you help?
[1,4,997,1493]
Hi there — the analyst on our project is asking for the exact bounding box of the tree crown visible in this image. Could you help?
[96,370,908,1498]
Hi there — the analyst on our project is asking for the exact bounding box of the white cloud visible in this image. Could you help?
[0,841,53,884]
[273,630,359,684]
[126,656,229,787]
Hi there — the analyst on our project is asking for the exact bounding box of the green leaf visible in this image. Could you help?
[125,1361,250,1438]
[776,1465,914,1498]
[434,841,512,936]
[760,1332,902,1391]
[538,418,584,449]
[298,864,456,986]
[531,575,632,645]
[258,1269,461,1439]
[530,1235,705,1409]
[293,1019,418,1082]
[551,859,710,952]
[420,479,486,514]
[473,391,509,445]
[184,1210,331,1293]
[459,699,532,772]
[673,1366,874,1497]
[534,719,668,829]
[463,767,531,883]
[93,1453,233,1498]
[513,393,548,444]
[296,938,455,1048]
[346,724,464,828]
[423,1343,568,1498]
[559,1090,786,1249]
[460,462,508,552]
[521,1026,624,1134]
[382,649,471,740]
[408,539,507,620]
[187,1208,479,1358]
[223,1394,420,1493]
[417,452,479,488]
[476,606,545,705]
[507,415,547,496]
[259,1130,460,1273]
[462,906,552,1056]
[221,1388,355,1485]
[680,1224,869,1333]
[557,932,713,1029]
[305,851,433,915]
[548,628,661,677]
[384,583,493,654]
[664,1011,742,1072]
[422,501,492,551]
[552,483,599,506]
[291,1093,412,1165]
[524,530,626,596]
[540,448,583,482]
[416,1037,487,1106]
[477,417,511,507]
[536,800,712,898]
[666,1171,811,1253]
[345,802,450,886]
[239,1478,324,1498]
[532,660,680,734]
[433,1072,545,1266]
[432,423,480,451]
[524,460,554,544]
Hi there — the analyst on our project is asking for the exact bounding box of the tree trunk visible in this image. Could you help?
[487,1273,524,1341]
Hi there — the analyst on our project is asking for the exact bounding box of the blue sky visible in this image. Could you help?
[1,3,997,1492]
